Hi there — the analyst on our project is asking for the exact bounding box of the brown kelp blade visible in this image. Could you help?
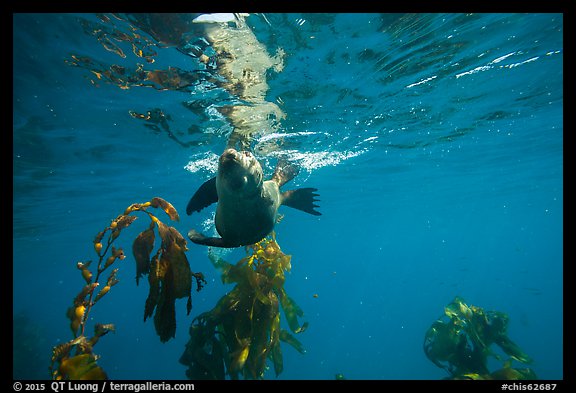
[151,197,180,221]
[133,226,155,285]
[144,252,162,321]
[115,214,138,230]
[154,288,177,343]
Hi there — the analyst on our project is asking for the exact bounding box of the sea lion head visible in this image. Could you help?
[217,148,264,195]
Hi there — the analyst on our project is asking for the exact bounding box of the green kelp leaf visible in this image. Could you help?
[193,341,226,380]
[497,336,533,364]
[263,311,281,377]
[458,373,486,380]
[180,235,306,379]
[270,337,283,377]
[204,335,227,380]
[132,225,155,285]
[279,329,306,354]
[268,301,281,343]
[229,342,250,375]
[296,322,309,334]
[180,323,226,380]
[270,267,285,291]
[251,271,273,306]
[514,368,538,380]
[247,298,277,378]
[424,320,465,371]
[58,353,107,380]
[489,366,538,380]
[150,197,180,221]
[231,299,253,342]
[206,288,239,323]
[278,288,305,333]
[248,330,271,378]
[444,296,466,320]
[485,310,509,336]
[224,257,253,285]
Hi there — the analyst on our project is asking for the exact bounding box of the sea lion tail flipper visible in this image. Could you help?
[186,177,218,215]
[272,159,299,187]
[187,229,234,248]
[281,188,321,216]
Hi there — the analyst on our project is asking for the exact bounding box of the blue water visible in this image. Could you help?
[13,13,563,380]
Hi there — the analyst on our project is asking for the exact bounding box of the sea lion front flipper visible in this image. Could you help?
[188,229,234,248]
[272,159,299,187]
[281,188,322,216]
[186,177,218,215]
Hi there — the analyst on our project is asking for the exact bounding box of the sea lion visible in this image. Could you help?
[186,148,320,248]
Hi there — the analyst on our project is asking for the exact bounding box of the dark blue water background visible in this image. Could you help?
[13,13,563,380]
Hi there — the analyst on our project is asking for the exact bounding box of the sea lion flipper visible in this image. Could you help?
[186,177,218,215]
[281,188,322,216]
[188,229,234,248]
[272,159,299,187]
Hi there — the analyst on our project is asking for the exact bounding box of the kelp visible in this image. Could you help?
[424,296,536,380]
[180,234,307,379]
[50,197,205,379]
[127,198,206,342]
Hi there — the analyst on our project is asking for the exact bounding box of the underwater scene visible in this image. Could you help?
[13,13,563,380]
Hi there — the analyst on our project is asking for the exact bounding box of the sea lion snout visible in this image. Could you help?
[220,149,257,169]
[218,148,262,193]
[221,148,239,162]
[219,149,242,171]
